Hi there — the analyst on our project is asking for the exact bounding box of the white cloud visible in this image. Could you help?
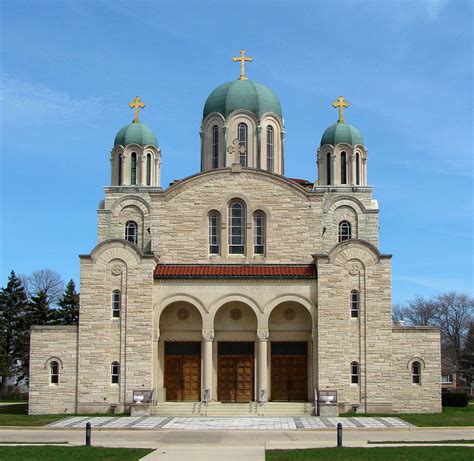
[425,0,449,19]
[0,76,102,126]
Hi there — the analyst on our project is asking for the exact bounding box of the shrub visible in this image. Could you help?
[442,392,469,407]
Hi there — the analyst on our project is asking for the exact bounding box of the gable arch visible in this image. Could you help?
[111,195,151,217]
[325,196,366,214]
[88,238,145,267]
[329,239,383,267]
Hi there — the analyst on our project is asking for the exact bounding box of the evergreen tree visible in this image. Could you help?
[0,271,29,383]
[28,290,54,326]
[56,279,79,325]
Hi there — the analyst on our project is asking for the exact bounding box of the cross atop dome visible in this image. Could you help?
[129,96,145,123]
[232,49,253,80]
[332,96,350,123]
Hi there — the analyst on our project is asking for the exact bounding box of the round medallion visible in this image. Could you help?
[230,308,242,321]
[347,261,362,276]
[111,264,122,276]
[177,308,189,321]
[283,308,296,321]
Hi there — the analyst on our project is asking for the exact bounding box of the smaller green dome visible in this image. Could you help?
[114,122,158,147]
[320,122,364,147]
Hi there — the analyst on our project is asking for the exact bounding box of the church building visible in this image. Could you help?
[29,50,441,415]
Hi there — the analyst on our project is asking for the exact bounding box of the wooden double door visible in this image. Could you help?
[218,342,254,402]
[164,342,201,401]
[271,342,308,401]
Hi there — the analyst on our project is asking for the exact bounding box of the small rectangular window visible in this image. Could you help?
[50,361,59,384]
[351,362,359,384]
[112,290,121,318]
[111,362,120,384]
[441,374,453,384]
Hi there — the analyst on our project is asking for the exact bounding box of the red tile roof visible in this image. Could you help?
[154,264,316,279]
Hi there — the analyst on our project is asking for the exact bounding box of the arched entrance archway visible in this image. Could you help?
[159,302,203,401]
[214,302,258,402]
[268,301,312,401]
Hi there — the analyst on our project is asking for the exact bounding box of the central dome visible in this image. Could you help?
[203,79,282,120]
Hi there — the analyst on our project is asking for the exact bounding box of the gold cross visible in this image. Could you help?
[232,49,253,80]
[129,96,145,123]
[332,96,350,123]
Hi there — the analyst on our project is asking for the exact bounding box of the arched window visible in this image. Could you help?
[112,290,121,318]
[130,152,137,185]
[356,152,360,185]
[338,220,352,242]
[412,361,421,384]
[125,221,138,245]
[146,153,152,186]
[237,123,248,167]
[111,361,120,384]
[253,211,265,255]
[266,126,274,172]
[350,290,359,318]
[351,361,359,384]
[50,360,59,384]
[341,152,347,184]
[118,154,122,186]
[209,211,221,255]
[228,200,245,254]
[326,152,331,185]
[212,125,219,169]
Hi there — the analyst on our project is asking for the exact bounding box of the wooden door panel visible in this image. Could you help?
[271,356,290,401]
[164,357,182,401]
[218,357,236,402]
[183,357,200,401]
[236,358,253,402]
[290,356,307,401]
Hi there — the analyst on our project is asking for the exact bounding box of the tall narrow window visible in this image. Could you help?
[112,290,121,318]
[50,361,59,384]
[130,152,137,185]
[412,361,421,384]
[350,290,359,318]
[111,362,120,384]
[356,152,360,185]
[338,220,352,242]
[118,154,122,186]
[351,361,360,384]
[228,200,245,254]
[326,152,331,185]
[212,125,219,169]
[237,123,248,166]
[341,152,347,184]
[266,126,274,172]
[209,211,221,255]
[125,221,138,244]
[146,153,151,185]
[253,211,266,255]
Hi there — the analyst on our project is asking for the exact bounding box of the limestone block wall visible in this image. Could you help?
[316,240,393,413]
[392,327,441,413]
[29,326,78,415]
[78,240,156,413]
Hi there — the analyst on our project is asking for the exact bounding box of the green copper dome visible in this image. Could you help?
[114,122,158,147]
[203,79,282,119]
[320,122,363,147]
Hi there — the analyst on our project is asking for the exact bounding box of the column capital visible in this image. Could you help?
[257,329,269,342]
[202,329,214,341]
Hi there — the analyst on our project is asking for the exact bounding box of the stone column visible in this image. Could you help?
[330,153,336,186]
[257,329,269,400]
[362,158,367,185]
[202,329,214,401]
[350,153,356,185]
[140,153,146,186]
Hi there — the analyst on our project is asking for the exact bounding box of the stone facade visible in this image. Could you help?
[28,80,441,415]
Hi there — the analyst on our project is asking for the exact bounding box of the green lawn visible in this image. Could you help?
[0,446,152,460]
[340,405,474,427]
[267,447,474,461]
[0,404,65,426]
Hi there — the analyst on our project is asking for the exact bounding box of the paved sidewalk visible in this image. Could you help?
[47,415,412,430]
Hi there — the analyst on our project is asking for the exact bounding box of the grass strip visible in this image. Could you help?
[0,446,153,460]
[267,447,474,460]
[368,440,474,444]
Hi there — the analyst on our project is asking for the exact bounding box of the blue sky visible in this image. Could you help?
[0,0,472,304]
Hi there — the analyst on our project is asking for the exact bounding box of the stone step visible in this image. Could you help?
[151,402,314,417]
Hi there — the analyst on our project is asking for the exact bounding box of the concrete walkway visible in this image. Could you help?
[1,427,473,461]
[47,415,412,430]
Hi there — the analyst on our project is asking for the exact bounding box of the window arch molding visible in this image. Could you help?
[227,111,258,168]
[407,357,425,370]
[125,220,138,244]
[202,114,225,170]
[44,356,63,370]
[260,114,283,173]
[338,220,352,242]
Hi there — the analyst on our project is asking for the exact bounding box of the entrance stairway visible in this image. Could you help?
[151,401,315,417]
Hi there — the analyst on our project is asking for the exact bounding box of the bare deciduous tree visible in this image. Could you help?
[27,269,64,305]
